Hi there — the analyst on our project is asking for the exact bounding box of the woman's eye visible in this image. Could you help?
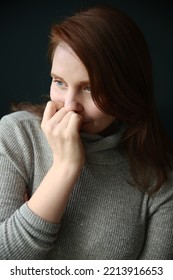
[56,80,64,87]
[52,78,65,88]
[84,85,91,92]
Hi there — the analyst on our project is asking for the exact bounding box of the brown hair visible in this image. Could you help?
[13,5,173,193]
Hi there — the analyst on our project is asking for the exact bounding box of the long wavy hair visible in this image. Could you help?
[12,5,173,194]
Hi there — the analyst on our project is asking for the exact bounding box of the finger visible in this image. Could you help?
[42,101,57,122]
[50,107,68,124]
[42,101,64,122]
[57,111,75,129]
[53,101,64,111]
[67,113,83,133]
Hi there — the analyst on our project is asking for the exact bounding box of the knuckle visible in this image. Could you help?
[42,122,53,135]
[46,125,52,134]
[41,122,46,132]
[52,129,60,138]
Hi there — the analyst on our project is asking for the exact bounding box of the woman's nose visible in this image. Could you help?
[64,93,84,113]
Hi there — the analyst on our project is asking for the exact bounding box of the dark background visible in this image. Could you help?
[0,0,173,139]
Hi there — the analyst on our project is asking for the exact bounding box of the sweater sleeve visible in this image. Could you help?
[0,113,60,260]
[138,178,173,259]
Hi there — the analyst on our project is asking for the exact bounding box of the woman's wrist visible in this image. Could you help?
[52,158,84,176]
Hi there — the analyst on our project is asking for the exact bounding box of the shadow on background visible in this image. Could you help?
[0,0,172,139]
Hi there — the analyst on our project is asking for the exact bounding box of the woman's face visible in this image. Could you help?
[50,42,115,134]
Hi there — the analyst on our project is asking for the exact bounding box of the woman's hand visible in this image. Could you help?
[41,101,85,169]
[27,101,85,223]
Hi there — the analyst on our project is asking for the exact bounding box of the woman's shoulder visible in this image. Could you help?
[0,110,41,124]
[0,111,42,134]
[0,111,43,145]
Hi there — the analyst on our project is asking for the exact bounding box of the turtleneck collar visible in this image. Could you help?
[80,123,125,165]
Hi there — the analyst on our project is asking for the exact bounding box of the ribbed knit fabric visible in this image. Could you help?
[0,111,173,260]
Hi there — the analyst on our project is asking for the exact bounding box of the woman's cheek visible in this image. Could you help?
[50,89,64,103]
[87,105,104,119]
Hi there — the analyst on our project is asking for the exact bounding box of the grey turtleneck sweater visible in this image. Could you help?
[0,111,173,260]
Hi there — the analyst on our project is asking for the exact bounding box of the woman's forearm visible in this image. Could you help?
[27,163,81,224]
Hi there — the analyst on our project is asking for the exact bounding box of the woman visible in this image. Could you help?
[0,5,173,260]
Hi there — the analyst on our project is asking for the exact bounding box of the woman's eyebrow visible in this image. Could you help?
[51,72,90,85]
[79,80,90,86]
[50,72,64,80]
